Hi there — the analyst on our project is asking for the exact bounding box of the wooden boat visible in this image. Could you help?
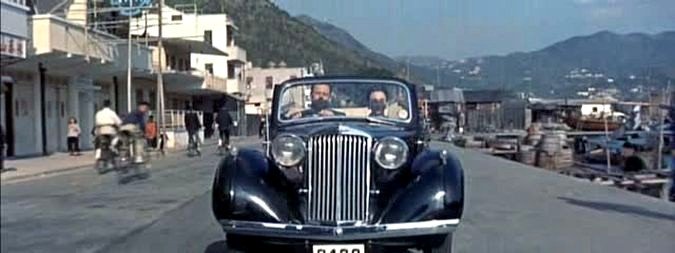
[564,116,622,131]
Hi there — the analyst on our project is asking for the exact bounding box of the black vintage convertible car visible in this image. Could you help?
[212,77,464,253]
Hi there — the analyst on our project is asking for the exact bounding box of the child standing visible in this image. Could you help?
[67,117,81,156]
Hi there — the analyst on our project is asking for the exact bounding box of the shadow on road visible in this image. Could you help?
[558,196,675,221]
[205,240,228,253]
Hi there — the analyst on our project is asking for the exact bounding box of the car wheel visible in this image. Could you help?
[424,233,453,253]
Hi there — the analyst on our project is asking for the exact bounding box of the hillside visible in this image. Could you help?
[402,31,675,96]
[166,0,395,76]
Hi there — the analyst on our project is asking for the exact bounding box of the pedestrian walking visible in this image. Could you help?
[67,117,82,156]
[216,106,233,148]
[145,115,158,149]
[184,104,202,155]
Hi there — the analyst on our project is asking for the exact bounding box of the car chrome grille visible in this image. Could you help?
[306,135,372,223]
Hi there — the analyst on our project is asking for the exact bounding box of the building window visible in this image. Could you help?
[265,76,273,89]
[171,15,182,21]
[228,64,235,79]
[246,76,253,84]
[204,30,213,45]
[205,64,214,74]
[178,59,185,71]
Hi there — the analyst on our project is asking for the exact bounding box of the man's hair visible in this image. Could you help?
[368,86,389,100]
[138,101,150,107]
[103,100,111,107]
[149,115,154,120]
[311,83,331,94]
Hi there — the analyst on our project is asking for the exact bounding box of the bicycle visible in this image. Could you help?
[216,129,231,156]
[187,132,201,157]
[94,135,119,174]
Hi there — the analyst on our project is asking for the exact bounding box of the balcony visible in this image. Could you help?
[157,68,229,95]
[30,15,117,62]
[225,45,247,63]
[8,14,153,76]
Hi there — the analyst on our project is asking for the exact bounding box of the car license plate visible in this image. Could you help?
[312,244,365,253]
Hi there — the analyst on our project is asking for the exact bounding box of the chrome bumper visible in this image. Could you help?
[220,219,459,241]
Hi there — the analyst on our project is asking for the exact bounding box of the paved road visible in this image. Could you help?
[2,140,675,253]
[0,137,260,253]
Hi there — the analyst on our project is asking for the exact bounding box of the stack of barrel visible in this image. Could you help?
[519,123,541,166]
[535,131,573,171]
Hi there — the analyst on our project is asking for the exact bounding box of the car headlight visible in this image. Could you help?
[374,137,409,170]
[271,134,306,167]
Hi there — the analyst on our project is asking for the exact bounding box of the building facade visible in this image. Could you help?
[1,0,154,157]
[130,6,249,138]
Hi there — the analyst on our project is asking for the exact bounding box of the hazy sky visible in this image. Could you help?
[275,0,675,60]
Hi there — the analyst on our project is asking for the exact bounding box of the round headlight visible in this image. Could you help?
[374,137,409,170]
[271,134,306,167]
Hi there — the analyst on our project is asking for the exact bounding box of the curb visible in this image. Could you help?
[1,137,259,184]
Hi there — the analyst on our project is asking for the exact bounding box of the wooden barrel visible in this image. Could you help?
[557,148,574,168]
[540,133,562,154]
[518,146,536,165]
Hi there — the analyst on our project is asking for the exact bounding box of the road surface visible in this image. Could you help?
[2,140,674,253]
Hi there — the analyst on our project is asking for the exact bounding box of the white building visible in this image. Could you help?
[131,6,249,137]
[1,0,154,157]
[1,0,30,157]
[244,65,318,116]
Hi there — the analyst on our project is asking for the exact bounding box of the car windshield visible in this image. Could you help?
[277,81,412,123]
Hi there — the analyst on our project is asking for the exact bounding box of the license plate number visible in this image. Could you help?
[312,244,365,253]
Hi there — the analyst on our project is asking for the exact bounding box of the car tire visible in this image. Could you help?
[424,233,453,253]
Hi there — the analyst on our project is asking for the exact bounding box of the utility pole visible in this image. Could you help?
[126,0,133,113]
[157,0,166,153]
[603,96,611,173]
[655,82,670,170]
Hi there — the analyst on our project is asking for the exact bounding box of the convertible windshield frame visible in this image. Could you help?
[276,79,414,125]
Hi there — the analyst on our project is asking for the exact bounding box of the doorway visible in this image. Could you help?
[2,81,15,156]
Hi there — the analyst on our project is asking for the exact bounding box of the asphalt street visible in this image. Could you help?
[2,140,674,253]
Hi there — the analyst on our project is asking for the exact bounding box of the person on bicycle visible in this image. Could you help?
[121,101,150,164]
[94,100,122,160]
[184,103,202,155]
[215,105,234,149]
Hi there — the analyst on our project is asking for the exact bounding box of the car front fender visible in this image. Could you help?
[378,150,464,223]
[212,149,291,223]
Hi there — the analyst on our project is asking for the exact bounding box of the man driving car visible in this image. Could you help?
[287,83,345,119]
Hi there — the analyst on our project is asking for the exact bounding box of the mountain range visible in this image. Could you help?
[169,0,674,97]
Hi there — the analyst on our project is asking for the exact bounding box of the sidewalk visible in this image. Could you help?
[1,136,255,183]
[2,152,96,182]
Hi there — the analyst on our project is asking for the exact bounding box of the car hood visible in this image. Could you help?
[277,121,416,140]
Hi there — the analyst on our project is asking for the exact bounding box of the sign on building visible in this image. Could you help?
[110,0,152,16]
[0,33,26,58]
